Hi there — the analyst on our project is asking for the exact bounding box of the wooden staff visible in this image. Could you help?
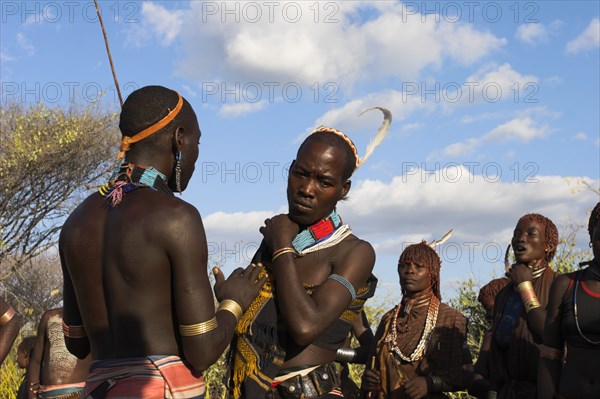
[368,356,376,399]
[93,0,123,107]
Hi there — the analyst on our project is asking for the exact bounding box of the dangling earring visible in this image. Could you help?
[590,242,594,248]
[175,150,182,193]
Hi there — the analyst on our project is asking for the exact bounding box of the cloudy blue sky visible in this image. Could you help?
[1,1,599,303]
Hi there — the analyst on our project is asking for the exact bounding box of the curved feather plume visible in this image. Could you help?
[427,229,453,248]
[358,107,392,167]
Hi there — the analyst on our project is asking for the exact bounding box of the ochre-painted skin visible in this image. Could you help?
[27,308,91,398]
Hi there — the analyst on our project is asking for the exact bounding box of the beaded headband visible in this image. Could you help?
[118,92,184,159]
[310,107,392,173]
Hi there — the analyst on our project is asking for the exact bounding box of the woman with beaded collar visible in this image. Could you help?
[538,202,600,399]
[360,241,473,399]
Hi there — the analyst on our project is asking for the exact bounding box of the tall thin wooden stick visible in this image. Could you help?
[93,0,123,107]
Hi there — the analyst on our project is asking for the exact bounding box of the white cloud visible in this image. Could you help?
[122,1,506,116]
[201,173,598,274]
[574,132,588,141]
[0,51,15,62]
[218,101,268,117]
[485,117,549,142]
[515,21,562,45]
[175,2,506,91]
[126,2,184,47]
[441,116,549,157]
[16,33,35,56]
[309,90,430,135]
[342,171,597,246]
[516,23,549,44]
[566,18,600,54]
[401,122,423,132]
[441,63,538,111]
[458,111,508,125]
[304,63,540,147]
[181,84,197,98]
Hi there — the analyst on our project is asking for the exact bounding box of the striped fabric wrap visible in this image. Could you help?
[39,382,85,399]
[83,355,206,399]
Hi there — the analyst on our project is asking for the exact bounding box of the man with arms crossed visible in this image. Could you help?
[229,110,390,398]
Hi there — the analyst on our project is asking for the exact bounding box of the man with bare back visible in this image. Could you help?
[60,85,265,398]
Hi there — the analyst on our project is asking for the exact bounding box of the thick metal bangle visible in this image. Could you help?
[335,347,357,363]
[179,317,218,336]
[0,306,16,325]
[516,281,540,313]
[217,299,243,322]
[516,280,534,293]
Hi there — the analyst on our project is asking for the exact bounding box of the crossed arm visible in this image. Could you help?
[272,240,375,346]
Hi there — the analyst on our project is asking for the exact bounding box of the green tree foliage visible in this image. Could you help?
[1,255,63,329]
[0,101,119,280]
[0,102,119,397]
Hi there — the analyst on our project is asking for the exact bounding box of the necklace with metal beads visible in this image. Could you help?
[386,294,440,363]
[531,266,546,279]
[573,269,600,345]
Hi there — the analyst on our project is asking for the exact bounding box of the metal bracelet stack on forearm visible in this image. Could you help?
[516,281,541,312]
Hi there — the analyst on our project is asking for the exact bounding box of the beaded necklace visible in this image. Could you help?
[99,163,173,206]
[292,210,344,254]
[386,293,440,363]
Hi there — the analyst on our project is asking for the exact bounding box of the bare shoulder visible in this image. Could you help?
[340,236,376,265]
[145,197,207,252]
[549,273,573,297]
[331,236,375,280]
[155,196,203,223]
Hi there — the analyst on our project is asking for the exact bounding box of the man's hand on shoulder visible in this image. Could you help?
[259,214,299,253]
[213,264,268,311]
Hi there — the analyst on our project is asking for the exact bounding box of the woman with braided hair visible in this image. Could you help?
[360,242,472,398]
[477,213,559,398]
[538,202,600,399]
